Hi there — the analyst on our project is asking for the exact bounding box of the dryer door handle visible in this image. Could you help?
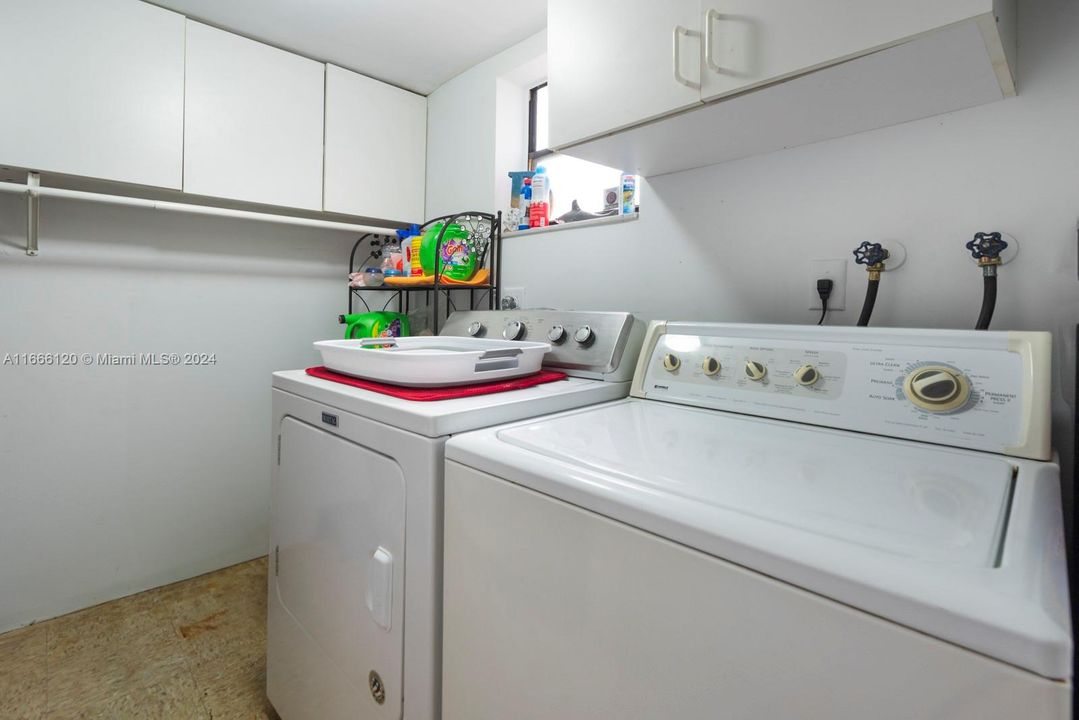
[365,546,393,631]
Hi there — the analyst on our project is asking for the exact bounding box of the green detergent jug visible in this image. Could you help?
[338,312,409,340]
[420,223,477,281]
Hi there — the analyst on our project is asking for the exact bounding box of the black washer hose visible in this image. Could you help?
[856,277,879,327]
[975,271,997,331]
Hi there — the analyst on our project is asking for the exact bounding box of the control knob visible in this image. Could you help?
[503,321,525,341]
[702,357,721,376]
[903,366,971,412]
[573,325,595,345]
[466,321,485,337]
[547,325,566,344]
[662,353,681,372]
[793,365,820,386]
[744,360,767,381]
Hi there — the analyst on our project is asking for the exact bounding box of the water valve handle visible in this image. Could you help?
[965,232,1008,261]
[853,241,889,267]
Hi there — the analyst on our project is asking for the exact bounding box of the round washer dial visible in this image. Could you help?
[744,360,767,381]
[903,365,971,412]
[793,364,820,386]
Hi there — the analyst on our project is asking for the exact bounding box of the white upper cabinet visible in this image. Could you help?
[549,0,1016,174]
[0,0,184,189]
[699,0,1011,102]
[323,66,427,223]
[183,21,325,210]
[548,0,703,150]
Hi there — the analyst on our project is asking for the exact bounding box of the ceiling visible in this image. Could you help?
[153,0,547,95]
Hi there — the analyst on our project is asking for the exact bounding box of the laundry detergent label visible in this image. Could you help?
[440,239,470,267]
[377,318,404,338]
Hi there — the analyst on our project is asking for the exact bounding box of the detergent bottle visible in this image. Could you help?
[396,224,422,277]
[419,222,477,281]
[339,312,410,339]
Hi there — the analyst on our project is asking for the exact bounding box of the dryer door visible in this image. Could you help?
[270,416,405,719]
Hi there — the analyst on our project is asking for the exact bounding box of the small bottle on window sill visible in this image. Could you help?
[529,201,549,228]
[530,167,550,227]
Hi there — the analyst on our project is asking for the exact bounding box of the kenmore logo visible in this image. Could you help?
[321,412,339,427]
[653,384,669,390]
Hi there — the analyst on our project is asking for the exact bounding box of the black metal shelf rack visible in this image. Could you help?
[346,211,502,335]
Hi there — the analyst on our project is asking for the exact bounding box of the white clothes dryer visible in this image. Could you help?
[266,310,644,720]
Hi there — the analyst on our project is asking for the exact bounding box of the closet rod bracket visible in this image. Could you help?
[26,172,39,256]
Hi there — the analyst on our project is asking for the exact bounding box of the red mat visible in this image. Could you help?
[305,366,568,401]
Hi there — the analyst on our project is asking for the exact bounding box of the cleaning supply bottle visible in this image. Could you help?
[396,225,421,277]
[518,177,532,231]
[420,222,477,281]
[529,166,549,228]
[620,174,637,215]
[407,234,423,277]
[339,312,410,339]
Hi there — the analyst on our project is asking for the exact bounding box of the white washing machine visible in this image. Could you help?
[442,322,1072,720]
[266,310,644,720]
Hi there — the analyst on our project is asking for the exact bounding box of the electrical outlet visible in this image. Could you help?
[809,259,847,311]
[502,286,526,310]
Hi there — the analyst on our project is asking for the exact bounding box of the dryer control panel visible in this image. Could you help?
[631,322,1051,460]
[443,310,645,382]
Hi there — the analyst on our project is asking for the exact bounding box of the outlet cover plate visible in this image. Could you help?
[809,259,847,311]
[502,286,526,310]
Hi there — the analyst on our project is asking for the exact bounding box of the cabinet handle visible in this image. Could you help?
[704,9,723,73]
[672,25,701,90]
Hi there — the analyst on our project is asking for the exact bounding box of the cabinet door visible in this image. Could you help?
[548,0,702,151]
[0,0,184,188]
[183,21,325,210]
[323,66,426,223]
[699,0,995,102]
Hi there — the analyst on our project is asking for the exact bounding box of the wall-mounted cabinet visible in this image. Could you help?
[0,0,185,189]
[549,0,1016,177]
[696,0,1014,104]
[183,21,326,211]
[324,66,427,223]
[547,0,703,152]
[0,2,431,225]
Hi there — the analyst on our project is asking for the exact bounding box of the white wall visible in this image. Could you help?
[427,1,1079,527]
[425,31,546,219]
[0,196,353,631]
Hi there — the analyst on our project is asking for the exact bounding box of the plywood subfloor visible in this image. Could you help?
[0,557,278,719]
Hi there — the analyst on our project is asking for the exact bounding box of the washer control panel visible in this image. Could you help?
[655,341,847,399]
[442,310,645,381]
[632,322,1052,460]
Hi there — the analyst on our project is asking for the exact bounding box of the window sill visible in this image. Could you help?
[505,211,638,238]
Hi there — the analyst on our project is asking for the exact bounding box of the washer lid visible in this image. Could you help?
[446,399,1072,680]
[499,400,1013,567]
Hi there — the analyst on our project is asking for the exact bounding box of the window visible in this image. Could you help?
[527,84,635,220]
